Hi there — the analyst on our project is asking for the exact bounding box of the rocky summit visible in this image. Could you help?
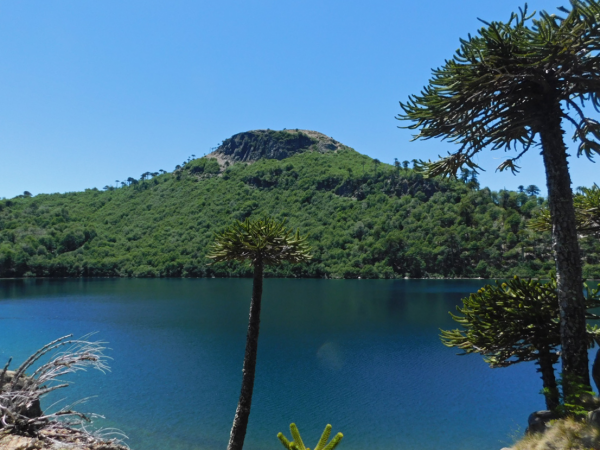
[209,129,342,163]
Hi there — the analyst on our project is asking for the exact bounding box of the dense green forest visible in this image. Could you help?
[1,130,599,279]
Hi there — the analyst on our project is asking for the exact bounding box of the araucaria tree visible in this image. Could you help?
[441,277,600,411]
[208,218,311,450]
[399,1,600,392]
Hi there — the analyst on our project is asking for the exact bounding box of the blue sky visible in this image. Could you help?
[1,0,597,198]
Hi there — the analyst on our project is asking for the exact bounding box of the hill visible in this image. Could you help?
[1,129,599,279]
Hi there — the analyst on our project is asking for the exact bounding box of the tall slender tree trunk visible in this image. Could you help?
[537,347,559,411]
[538,102,590,391]
[227,260,263,450]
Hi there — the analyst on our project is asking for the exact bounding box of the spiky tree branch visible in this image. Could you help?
[399,3,600,177]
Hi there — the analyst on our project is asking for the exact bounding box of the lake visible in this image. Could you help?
[0,278,564,450]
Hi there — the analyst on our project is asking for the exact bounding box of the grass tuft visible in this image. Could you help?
[512,417,600,450]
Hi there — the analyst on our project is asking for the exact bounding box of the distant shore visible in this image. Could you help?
[2,276,599,281]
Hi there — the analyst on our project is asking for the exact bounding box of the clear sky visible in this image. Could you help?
[1,0,598,199]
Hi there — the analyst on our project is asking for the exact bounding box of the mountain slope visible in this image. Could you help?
[1,130,599,279]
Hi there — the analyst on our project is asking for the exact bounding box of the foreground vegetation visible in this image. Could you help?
[513,417,600,450]
[1,138,599,279]
[0,335,127,450]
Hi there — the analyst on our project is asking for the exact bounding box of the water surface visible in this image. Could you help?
[0,279,552,450]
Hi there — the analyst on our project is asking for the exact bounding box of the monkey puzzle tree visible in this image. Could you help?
[525,185,541,197]
[399,1,600,392]
[208,217,311,450]
[441,277,600,411]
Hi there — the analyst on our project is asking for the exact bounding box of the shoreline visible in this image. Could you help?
[2,276,599,281]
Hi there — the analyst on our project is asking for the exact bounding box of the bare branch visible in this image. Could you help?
[0,334,125,448]
[0,358,11,390]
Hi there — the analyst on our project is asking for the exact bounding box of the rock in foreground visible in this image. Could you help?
[0,425,128,450]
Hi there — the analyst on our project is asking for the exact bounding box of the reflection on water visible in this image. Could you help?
[0,278,558,450]
[316,342,344,371]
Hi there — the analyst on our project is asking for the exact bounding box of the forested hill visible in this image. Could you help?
[1,129,599,279]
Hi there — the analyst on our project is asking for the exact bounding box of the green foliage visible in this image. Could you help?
[278,424,343,450]
[550,373,600,418]
[0,148,599,279]
[185,158,221,176]
[398,1,600,177]
[208,217,311,266]
[530,184,600,236]
[441,277,600,367]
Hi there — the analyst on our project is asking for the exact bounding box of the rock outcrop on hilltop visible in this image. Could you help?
[210,129,342,163]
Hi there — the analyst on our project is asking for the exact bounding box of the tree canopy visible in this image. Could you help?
[208,217,311,267]
[399,1,600,176]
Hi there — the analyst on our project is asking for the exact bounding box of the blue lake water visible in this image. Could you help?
[0,278,565,450]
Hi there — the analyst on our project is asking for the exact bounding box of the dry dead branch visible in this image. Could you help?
[0,334,128,449]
